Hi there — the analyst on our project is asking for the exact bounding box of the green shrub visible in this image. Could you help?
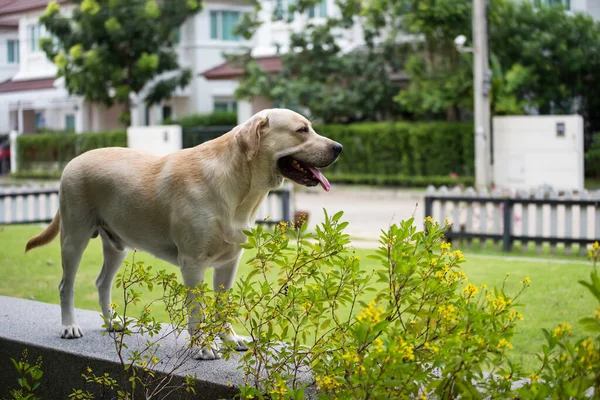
[585,133,600,178]
[165,111,237,127]
[315,121,474,179]
[10,170,63,180]
[326,173,475,187]
[16,130,126,172]
[235,214,600,399]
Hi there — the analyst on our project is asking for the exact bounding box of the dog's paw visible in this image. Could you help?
[61,324,83,339]
[221,332,250,351]
[192,344,222,360]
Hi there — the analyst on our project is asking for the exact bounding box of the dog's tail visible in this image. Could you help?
[25,211,61,253]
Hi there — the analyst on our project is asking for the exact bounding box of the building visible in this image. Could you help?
[203,0,600,124]
[531,0,600,19]
[201,0,371,124]
[0,0,253,134]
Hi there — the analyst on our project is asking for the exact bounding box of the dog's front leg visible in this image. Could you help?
[214,254,249,352]
[179,261,221,360]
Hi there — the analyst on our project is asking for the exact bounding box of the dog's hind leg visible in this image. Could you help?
[96,235,127,331]
[59,228,91,339]
[213,254,249,352]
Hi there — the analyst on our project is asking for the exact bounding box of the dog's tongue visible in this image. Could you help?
[308,166,331,192]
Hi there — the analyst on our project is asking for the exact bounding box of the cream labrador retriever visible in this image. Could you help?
[25,108,342,360]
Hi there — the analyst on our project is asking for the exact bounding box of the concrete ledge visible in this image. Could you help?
[0,296,243,399]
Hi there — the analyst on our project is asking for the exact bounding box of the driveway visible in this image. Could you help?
[294,185,426,241]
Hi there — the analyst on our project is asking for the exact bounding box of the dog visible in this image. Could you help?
[25,109,342,360]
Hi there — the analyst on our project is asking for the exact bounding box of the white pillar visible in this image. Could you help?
[17,102,23,134]
[9,130,19,173]
[75,100,85,134]
[237,100,253,125]
[473,0,492,187]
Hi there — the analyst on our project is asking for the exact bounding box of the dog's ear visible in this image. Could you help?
[235,115,269,161]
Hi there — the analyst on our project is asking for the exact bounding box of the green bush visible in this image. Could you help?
[235,214,600,398]
[17,130,126,172]
[315,121,474,179]
[585,133,600,179]
[165,111,237,127]
[326,173,475,187]
[10,170,63,180]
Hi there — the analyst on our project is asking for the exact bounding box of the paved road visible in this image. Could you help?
[294,185,426,240]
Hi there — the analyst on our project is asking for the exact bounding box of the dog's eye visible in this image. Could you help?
[296,126,309,133]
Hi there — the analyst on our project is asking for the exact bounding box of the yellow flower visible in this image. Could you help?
[357,299,384,324]
[438,304,457,323]
[396,338,415,361]
[269,381,287,396]
[315,375,341,392]
[374,338,385,353]
[425,216,435,224]
[509,310,524,321]
[424,341,439,353]
[452,250,464,260]
[86,367,92,373]
[109,302,118,309]
[445,217,451,226]
[553,322,572,338]
[477,337,485,346]
[529,373,540,382]
[522,277,531,285]
[441,242,451,252]
[463,283,479,300]
[497,338,513,349]
[481,283,488,289]
[594,241,600,250]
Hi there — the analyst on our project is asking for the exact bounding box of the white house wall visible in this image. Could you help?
[13,10,59,81]
[0,28,19,83]
[187,1,253,114]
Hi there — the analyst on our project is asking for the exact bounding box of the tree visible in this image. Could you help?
[231,0,405,123]
[40,0,201,125]
[489,0,600,135]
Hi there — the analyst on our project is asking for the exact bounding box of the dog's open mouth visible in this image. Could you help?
[277,156,331,191]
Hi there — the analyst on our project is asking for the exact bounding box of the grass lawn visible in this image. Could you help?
[1,224,596,372]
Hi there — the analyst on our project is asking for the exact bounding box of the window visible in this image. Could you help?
[7,40,19,64]
[308,0,327,19]
[65,115,75,131]
[210,11,242,41]
[274,0,284,21]
[162,105,172,121]
[275,0,302,21]
[34,112,45,130]
[30,24,41,52]
[174,26,182,44]
[534,0,570,9]
[213,98,237,112]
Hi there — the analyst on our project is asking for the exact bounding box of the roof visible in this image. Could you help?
[0,77,56,93]
[201,56,283,80]
[0,0,66,17]
[0,18,17,28]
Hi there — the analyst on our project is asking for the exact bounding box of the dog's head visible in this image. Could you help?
[234,108,342,191]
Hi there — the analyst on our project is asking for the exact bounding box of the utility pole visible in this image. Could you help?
[473,0,492,187]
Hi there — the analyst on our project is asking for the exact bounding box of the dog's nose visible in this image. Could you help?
[331,142,343,157]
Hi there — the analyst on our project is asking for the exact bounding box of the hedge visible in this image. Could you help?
[165,111,237,128]
[17,130,126,172]
[326,173,475,187]
[314,121,474,178]
[585,133,600,179]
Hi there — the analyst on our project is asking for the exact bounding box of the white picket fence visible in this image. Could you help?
[0,183,294,226]
[425,185,600,254]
